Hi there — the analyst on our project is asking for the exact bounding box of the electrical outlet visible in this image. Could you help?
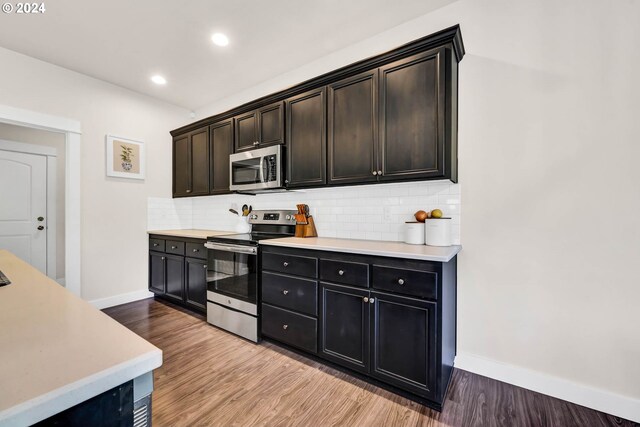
[383,206,392,222]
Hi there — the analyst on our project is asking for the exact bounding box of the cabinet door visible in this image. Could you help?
[149,252,165,294]
[379,48,446,181]
[173,135,190,197]
[328,70,378,185]
[319,282,370,373]
[234,111,258,152]
[210,119,233,194]
[370,291,437,399]
[185,257,207,312]
[190,127,210,196]
[257,101,284,147]
[164,254,184,303]
[286,88,326,188]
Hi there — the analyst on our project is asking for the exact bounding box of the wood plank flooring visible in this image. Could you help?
[104,298,636,427]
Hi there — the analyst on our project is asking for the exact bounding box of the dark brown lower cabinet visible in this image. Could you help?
[319,282,370,374]
[165,254,184,303]
[370,291,437,400]
[148,235,208,314]
[260,245,457,411]
[149,252,166,294]
[185,257,207,311]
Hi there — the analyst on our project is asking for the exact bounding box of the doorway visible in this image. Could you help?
[0,104,81,296]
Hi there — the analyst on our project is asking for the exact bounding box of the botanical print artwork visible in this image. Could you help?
[112,140,140,174]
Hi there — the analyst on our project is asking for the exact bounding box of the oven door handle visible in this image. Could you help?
[205,242,257,255]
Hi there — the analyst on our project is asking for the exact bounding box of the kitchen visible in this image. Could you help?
[1,1,639,426]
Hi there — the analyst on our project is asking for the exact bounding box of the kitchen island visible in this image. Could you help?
[0,250,162,426]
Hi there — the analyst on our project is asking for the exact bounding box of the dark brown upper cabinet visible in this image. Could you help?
[209,119,233,195]
[173,126,210,198]
[171,26,464,194]
[378,48,447,181]
[285,88,327,188]
[234,101,284,152]
[328,70,379,185]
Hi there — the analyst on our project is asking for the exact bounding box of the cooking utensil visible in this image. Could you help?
[242,204,249,216]
[248,205,252,215]
[229,209,239,216]
[304,204,309,217]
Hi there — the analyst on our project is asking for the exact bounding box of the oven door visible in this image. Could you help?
[205,242,258,306]
[229,145,282,191]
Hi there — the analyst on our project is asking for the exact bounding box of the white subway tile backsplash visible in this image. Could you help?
[147,181,461,244]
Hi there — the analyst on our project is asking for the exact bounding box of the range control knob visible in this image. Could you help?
[251,214,258,220]
[285,215,291,220]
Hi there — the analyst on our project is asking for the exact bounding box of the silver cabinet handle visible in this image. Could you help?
[378,170,383,175]
[153,243,159,247]
[193,248,199,252]
[370,298,375,304]
[282,324,288,330]
[171,245,177,249]
[338,270,344,276]
[186,189,192,193]
[372,171,377,176]
[253,141,260,145]
[161,256,165,260]
[283,262,289,267]
[398,278,405,285]
[203,265,207,269]
[282,290,289,295]
[363,297,369,302]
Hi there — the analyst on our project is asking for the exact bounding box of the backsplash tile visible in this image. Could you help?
[147,180,461,244]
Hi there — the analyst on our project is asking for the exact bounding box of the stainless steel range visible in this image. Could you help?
[204,209,296,342]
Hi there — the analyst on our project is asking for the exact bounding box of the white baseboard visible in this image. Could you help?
[89,290,154,310]
[455,352,640,423]
[56,278,66,286]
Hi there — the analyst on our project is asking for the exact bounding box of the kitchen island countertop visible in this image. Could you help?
[260,237,461,262]
[0,250,162,426]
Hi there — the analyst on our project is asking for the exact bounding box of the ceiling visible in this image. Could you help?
[0,0,453,110]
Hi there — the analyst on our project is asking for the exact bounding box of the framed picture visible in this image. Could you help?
[105,135,145,180]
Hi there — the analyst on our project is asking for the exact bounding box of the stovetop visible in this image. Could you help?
[207,209,298,246]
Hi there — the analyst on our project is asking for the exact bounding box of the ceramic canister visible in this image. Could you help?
[425,218,452,246]
[404,222,426,245]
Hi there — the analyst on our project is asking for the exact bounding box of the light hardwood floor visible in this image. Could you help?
[104,298,634,427]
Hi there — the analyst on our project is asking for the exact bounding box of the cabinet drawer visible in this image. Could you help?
[149,238,165,252]
[262,303,317,353]
[262,272,317,316]
[320,259,369,288]
[165,240,185,256]
[186,242,206,259]
[372,265,437,300]
[262,252,317,278]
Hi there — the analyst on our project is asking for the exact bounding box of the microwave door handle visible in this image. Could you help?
[259,156,265,183]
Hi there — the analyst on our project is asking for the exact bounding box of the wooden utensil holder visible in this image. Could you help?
[295,216,318,238]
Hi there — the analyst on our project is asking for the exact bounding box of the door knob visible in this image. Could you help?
[37,225,44,231]
[37,216,44,222]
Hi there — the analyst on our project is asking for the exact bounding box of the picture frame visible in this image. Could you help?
[105,134,145,180]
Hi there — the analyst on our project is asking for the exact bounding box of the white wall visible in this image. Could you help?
[0,46,190,301]
[148,181,461,244]
[0,123,66,279]
[192,0,640,420]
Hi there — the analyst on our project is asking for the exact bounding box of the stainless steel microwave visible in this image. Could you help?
[229,145,284,192]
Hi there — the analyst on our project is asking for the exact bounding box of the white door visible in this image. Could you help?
[0,149,48,273]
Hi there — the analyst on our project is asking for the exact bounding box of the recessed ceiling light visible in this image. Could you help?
[211,33,229,47]
[151,75,167,85]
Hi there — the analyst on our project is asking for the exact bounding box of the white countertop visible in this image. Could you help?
[0,250,162,427]
[147,229,233,239]
[260,237,461,262]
